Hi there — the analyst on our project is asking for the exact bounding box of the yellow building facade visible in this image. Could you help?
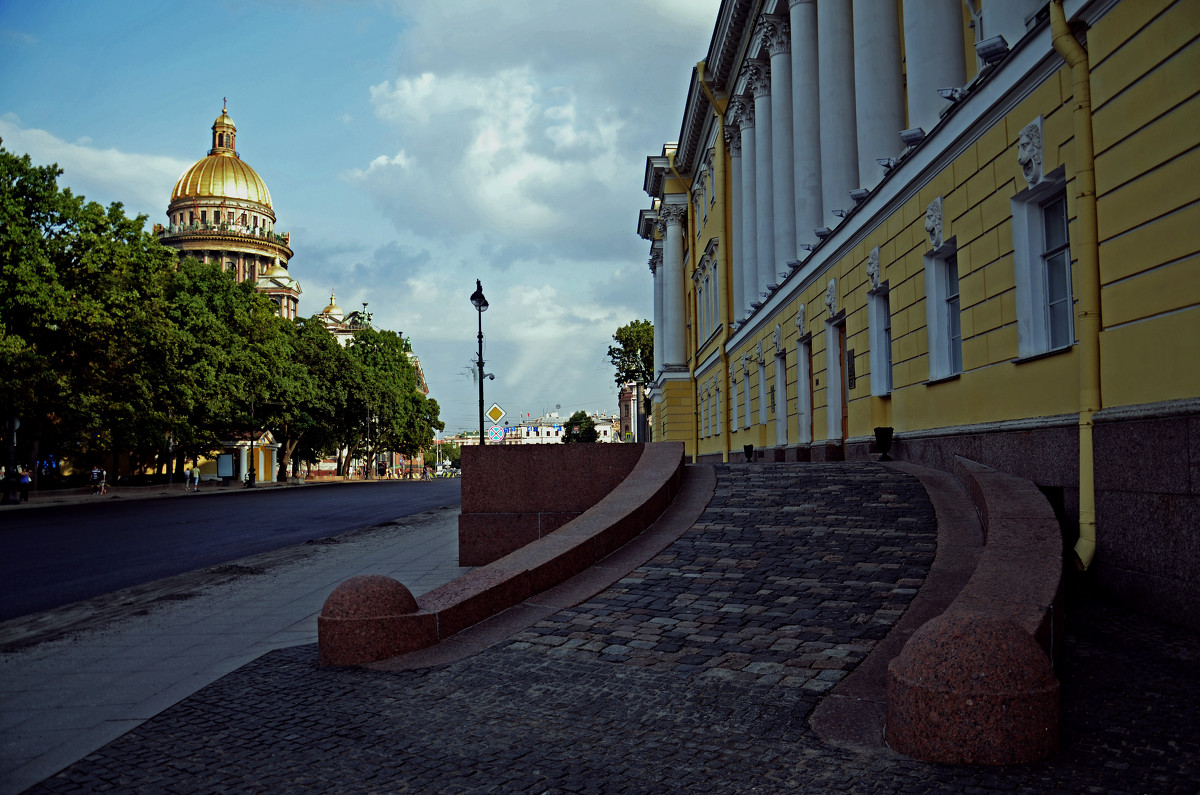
[640,0,1199,627]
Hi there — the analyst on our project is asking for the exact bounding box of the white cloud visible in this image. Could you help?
[0,113,189,221]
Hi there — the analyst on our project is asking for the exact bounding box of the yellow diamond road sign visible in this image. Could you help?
[486,403,506,425]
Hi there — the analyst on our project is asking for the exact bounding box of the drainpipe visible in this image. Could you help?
[1051,0,1101,570]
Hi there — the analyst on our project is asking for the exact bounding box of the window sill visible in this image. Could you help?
[1012,344,1074,365]
[924,373,961,386]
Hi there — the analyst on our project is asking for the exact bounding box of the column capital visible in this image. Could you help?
[724,123,742,156]
[745,59,771,98]
[761,17,791,56]
[648,248,662,274]
[729,96,755,130]
[658,202,688,228]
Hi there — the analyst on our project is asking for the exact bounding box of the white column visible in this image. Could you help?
[789,0,823,248]
[853,0,906,188]
[764,18,797,269]
[749,59,775,302]
[650,249,664,377]
[726,124,745,320]
[735,98,759,316]
[903,0,968,133]
[817,0,859,227]
[660,203,688,366]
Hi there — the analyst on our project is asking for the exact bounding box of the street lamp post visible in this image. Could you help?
[246,399,258,488]
[470,279,489,445]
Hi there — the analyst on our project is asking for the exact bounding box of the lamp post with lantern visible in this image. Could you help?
[470,280,489,445]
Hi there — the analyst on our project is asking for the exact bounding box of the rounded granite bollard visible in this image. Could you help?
[318,575,424,666]
[885,611,1059,765]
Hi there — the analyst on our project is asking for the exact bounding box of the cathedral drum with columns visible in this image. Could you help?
[639,0,1199,628]
[155,103,301,318]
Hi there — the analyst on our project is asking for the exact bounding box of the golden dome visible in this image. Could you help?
[171,154,273,208]
[323,291,343,318]
[170,103,272,209]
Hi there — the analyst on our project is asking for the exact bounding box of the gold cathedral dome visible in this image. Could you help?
[170,106,273,208]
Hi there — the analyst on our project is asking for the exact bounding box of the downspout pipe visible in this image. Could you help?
[1051,0,1101,570]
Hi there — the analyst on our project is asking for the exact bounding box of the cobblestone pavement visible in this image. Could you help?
[26,464,1200,793]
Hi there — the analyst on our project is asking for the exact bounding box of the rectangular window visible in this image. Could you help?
[758,362,768,425]
[946,256,963,375]
[731,374,739,430]
[1012,170,1073,358]
[1042,194,1073,349]
[796,338,813,445]
[743,370,752,429]
[869,287,892,396]
[924,242,963,380]
[715,387,722,436]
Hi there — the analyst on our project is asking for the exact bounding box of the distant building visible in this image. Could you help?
[641,1,1199,626]
[509,412,620,444]
[154,103,301,319]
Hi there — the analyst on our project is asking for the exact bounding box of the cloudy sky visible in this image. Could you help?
[0,0,720,434]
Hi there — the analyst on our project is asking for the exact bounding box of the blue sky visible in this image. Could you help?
[0,0,720,433]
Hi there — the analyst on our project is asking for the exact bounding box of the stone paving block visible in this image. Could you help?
[21,464,1200,794]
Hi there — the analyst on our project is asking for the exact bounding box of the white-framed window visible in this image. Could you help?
[795,338,813,444]
[715,385,722,436]
[868,286,893,396]
[730,373,739,431]
[925,240,963,380]
[743,369,752,429]
[758,360,768,425]
[1012,172,1073,357]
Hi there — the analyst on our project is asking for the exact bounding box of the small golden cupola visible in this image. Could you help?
[323,291,345,321]
[210,102,237,155]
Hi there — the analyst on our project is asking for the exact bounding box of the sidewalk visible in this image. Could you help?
[2,475,413,511]
[7,462,1200,793]
[0,505,469,794]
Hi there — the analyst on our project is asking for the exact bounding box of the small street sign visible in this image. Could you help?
[487,424,505,442]
[486,403,506,425]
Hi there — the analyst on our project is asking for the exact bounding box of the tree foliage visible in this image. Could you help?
[561,410,598,444]
[0,142,442,484]
[607,319,654,386]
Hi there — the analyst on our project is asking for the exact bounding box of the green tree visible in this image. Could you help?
[439,440,461,468]
[269,317,349,477]
[1,143,183,482]
[607,319,654,386]
[343,327,443,478]
[561,410,599,444]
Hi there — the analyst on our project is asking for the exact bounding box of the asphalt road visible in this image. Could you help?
[0,480,461,622]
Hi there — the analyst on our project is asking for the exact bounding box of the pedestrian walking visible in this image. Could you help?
[191,466,200,491]
[90,465,102,495]
[18,467,31,502]
[99,468,107,495]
